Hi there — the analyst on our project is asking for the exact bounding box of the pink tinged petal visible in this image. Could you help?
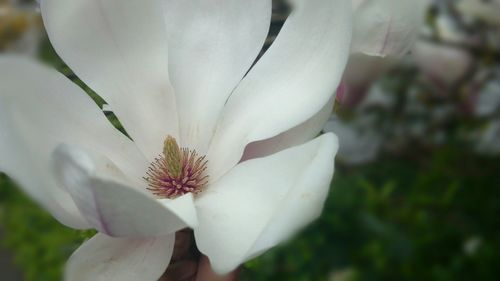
[341,53,394,108]
[413,41,473,88]
[336,82,347,105]
[351,0,426,57]
[163,0,272,153]
[0,56,146,229]
[241,97,334,161]
[41,0,178,160]
[52,144,198,237]
[207,0,351,180]
[65,233,175,281]
[195,134,338,274]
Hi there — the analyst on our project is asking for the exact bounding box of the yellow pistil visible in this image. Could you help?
[144,136,209,199]
[163,136,182,179]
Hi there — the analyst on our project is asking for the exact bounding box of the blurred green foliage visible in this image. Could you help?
[1,146,498,280]
[0,174,91,281]
[241,148,500,281]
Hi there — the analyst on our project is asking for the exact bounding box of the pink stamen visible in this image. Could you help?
[144,137,209,199]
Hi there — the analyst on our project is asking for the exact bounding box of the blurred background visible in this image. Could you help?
[1,0,499,280]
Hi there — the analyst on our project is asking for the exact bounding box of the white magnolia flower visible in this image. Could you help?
[413,41,473,90]
[413,5,475,91]
[351,0,424,57]
[0,0,351,280]
[339,54,393,108]
[326,0,425,165]
[338,0,426,109]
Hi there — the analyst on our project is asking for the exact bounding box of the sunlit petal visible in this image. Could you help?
[195,134,337,274]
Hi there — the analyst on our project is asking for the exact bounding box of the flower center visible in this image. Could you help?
[144,136,208,199]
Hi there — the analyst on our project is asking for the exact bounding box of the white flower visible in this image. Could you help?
[413,6,474,91]
[338,0,426,109]
[339,54,394,108]
[0,0,351,280]
[326,0,425,165]
[413,41,473,89]
[351,0,425,57]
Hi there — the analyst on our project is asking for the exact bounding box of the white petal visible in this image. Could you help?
[65,233,175,281]
[340,53,394,108]
[163,0,271,153]
[53,144,197,237]
[413,41,473,87]
[207,0,351,179]
[241,97,333,161]
[351,0,426,57]
[41,0,178,159]
[0,56,146,229]
[195,134,337,274]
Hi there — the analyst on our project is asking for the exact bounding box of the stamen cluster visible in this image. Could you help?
[144,136,208,199]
